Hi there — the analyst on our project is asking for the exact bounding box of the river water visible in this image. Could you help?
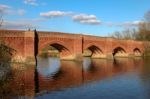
[0,57,150,99]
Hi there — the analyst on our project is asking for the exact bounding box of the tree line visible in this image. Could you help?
[110,10,150,56]
[111,10,150,41]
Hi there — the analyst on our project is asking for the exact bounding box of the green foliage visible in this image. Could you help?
[0,39,12,62]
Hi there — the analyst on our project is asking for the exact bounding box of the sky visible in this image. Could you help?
[0,0,150,36]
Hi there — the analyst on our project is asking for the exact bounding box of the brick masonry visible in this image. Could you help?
[0,29,144,62]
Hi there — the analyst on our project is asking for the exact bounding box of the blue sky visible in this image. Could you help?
[0,0,150,36]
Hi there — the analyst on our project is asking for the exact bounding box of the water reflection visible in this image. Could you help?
[83,57,92,71]
[37,57,61,79]
[0,63,12,80]
[37,57,144,94]
[139,57,150,98]
[0,57,150,99]
[38,60,83,93]
[0,63,35,99]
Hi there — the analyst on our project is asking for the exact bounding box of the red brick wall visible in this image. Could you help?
[0,30,35,61]
[0,29,145,61]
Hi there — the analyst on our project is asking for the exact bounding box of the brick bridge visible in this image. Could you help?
[0,29,144,62]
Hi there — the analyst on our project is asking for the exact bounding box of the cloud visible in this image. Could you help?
[24,0,38,6]
[31,18,46,22]
[0,4,11,14]
[40,11,101,25]
[72,14,101,25]
[119,21,144,26]
[40,11,72,18]
[18,9,26,16]
[1,20,39,29]
[0,4,26,16]
[41,2,47,6]
[105,21,144,27]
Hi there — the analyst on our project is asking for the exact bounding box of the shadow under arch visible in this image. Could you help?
[83,45,105,58]
[113,47,128,57]
[133,48,142,57]
[40,43,72,60]
[50,43,69,52]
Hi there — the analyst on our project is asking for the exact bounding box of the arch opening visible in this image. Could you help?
[113,47,128,57]
[40,43,71,59]
[83,45,105,58]
[133,48,142,57]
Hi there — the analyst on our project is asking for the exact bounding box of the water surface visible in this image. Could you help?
[0,57,150,99]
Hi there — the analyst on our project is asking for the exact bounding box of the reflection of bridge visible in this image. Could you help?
[0,29,144,62]
[0,58,144,98]
[37,58,143,93]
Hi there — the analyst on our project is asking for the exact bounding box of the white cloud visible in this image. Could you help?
[118,21,144,27]
[0,4,10,10]
[105,21,144,27]
[24,0,38,6]
[40,11,72,18]
[0,4,26,16]
[72,14,101,25]
[40,11,101,25]
[1,20,39,29]
[73,14,96,21]
[80,19,101,25]
[41,2,47,6]
[18,9,26,16]
[0,4,11,14]
[122,21,144,26]
[31,18,46,22]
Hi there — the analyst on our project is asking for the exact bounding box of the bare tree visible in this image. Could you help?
[137,10,150,41]
[136,10,150,56]
[110,29,137,40]
[144,10,150,22]
[0,15,3,27]
[110,31,123,39]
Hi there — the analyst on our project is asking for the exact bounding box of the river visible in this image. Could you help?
[0,57,150,99]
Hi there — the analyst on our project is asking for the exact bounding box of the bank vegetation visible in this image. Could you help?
[110,10,150,56]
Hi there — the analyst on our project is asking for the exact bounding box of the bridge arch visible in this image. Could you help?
[112,46,128,57]
[133,48,142,56]
[83,44,105,58]
[39,41,73,60]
